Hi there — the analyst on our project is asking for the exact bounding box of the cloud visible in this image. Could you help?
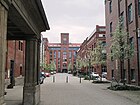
[41,0,105,43]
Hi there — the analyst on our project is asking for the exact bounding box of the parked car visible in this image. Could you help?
[40,72,45,84]
[102,72,107,78]
[90,72,100,80]
[45,72,50,77]
[41,72,46,78]
[50,71,54,75]
[68,70,71,74]
[53,71,56,74]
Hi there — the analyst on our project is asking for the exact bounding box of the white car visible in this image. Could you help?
[50,71,54,75]
[90,72,100,80]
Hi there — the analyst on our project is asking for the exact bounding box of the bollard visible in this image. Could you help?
[66,76,68,83]
[53,76,55,83]
[80,77,81,83]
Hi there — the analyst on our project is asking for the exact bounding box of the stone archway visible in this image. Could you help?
[0,0,49,105]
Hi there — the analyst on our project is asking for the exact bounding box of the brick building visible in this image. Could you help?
[45,33,81,73]
[77,25,106,76]
[5,40,25,79]
[40,37,49,68]
[105,0,140,85]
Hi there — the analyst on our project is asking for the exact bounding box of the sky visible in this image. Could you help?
[41,0,105,43]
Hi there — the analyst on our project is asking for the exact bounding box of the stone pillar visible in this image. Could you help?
[23,38,40,105]
[0,3,8,105]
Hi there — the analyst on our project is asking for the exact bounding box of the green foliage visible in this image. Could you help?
[76,56,86,69]
[110,24,134,60]
[44,61,56,71]
[84,75,90,80]
[44,64,51,71]
[76,40,106,70]
[50,61,56,71]
[68,62,72,71]
[90,41,106,65]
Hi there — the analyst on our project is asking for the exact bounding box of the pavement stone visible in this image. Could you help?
[4,73,140,105]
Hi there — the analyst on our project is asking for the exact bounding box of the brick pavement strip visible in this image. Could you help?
[5,73,140,105]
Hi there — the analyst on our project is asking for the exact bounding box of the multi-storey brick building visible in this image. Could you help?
[40,37,49,68]
[105,0,140,85]
[45,33,81,73]
[77,25,106,76]
[5,40,25,79]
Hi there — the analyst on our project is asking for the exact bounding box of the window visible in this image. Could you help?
[130,37,134,49]
[18,41,23,51]
[99,34,105,37]
[131,69,135,81]
[50,55,52,58]
[69,52,72,58]
[54,51,56,58]
[58,51,60,58]
[111,50,114,61]
[128,4,133,23]
[102,41,106,47]
[92,45,94,50]
[109,1,112,13]
[120,12,124,28]
[124,69,126,80]
[110,22,113,37]
[138,0,140,15]
[50,51,52,54]
[63,51,67,55]
[73,52,77,58]
[63,38,67,44]
[18,41,21,50]
[111,69,114,79]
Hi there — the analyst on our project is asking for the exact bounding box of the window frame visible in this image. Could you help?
[128,3,133,23]
[109,1,112,13]
[110,22,113,37]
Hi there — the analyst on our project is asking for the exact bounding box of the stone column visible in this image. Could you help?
[23,38,40,105]
[0,3,8,105]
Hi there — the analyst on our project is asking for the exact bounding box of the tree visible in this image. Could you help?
[91,41,106,66]
[68,62,72,71]
[50,61,56,71]
[76,56,85,69]
[44,61,56,72]
[44,64,51,72]
[110,21,134,85]
[89,41,106,81]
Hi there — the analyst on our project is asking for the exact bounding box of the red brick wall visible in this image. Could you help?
[5,40,25,78]
[105,0,140,85]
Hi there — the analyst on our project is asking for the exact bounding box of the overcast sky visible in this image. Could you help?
[41,0,105,43]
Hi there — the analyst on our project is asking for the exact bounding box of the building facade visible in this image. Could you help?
[45,33,81,73]
[5,40,25,79]
[105,0,140,85]
[77,25,106,76]
[40,37,49,70]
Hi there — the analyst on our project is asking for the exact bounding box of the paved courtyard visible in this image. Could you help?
[5,73,140,105]
[40,73,140,105]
